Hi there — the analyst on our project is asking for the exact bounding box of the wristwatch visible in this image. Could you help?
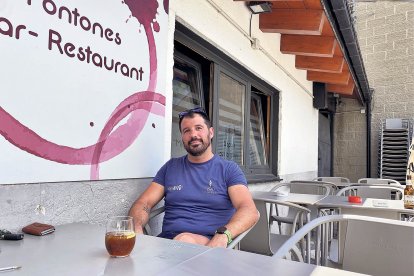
[215,226,232,245]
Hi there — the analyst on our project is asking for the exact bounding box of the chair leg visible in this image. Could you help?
[316,222,321,266]
[278,221,283,234]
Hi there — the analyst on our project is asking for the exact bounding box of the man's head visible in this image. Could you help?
[178,107,213,157]
[178,107,212,132]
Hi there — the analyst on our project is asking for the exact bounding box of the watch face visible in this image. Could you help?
[216,226,227,234]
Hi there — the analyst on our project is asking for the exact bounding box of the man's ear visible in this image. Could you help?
[209,127,214,139]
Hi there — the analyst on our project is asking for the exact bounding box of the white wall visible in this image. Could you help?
[1,179,155,232]
[171,0,319,177]
[1,0,319,231]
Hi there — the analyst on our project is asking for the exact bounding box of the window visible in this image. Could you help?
[216,70,246,165]
[171,53,204,158]
[249,91,268,166]
[172,24,279,182]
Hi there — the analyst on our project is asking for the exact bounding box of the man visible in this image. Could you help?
[129,107,258,248]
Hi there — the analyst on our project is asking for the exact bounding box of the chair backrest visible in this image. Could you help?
[313,177,350,184]
[240,198,310,255]
[357,177,402,186]
[240,199,272,255]
[281,181,336,196]
[144,206,165,235]
[336,185,404,200]
[342,218,413,276]
[274,214,414,276]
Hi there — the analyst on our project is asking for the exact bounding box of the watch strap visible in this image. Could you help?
[223,229,232,245]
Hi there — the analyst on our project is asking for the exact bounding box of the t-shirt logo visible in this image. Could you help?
[167,184,182,191]
[206,180,215,194]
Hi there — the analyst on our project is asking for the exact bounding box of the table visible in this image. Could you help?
[315,195,414,219]
[160,246,367,276]
[0,222,367,275]
[0,222,209,275]
[251,191,328,263]
[252,191,327,205]
[315,196,414,264]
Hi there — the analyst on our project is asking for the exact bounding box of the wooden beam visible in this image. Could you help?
[281,34,337,57]
[296,56,345,73]
[321,14,334,36]
[260,9,324,35]
[303,0,323,9]
[333,42,344,57]
[284,0,306,9]
[307,66,350,85]
[327,79,355,95]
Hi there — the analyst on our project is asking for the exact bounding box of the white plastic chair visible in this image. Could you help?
[240,198,310,259]
[290,180,339,194]
[269,182,334,234]
[336,185,404,200]
[313,177,350,188]
[357,177,402,186]
[274,214,414,276]
[144,206,257,249]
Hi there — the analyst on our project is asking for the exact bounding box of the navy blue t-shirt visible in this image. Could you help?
[153,155,247,237]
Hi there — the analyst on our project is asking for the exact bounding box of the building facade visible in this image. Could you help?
[334,1,414,181]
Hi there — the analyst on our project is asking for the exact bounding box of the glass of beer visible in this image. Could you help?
[105,216,136,257]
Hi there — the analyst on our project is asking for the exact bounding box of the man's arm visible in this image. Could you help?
[128,182,165,235]
[207,184,259,247]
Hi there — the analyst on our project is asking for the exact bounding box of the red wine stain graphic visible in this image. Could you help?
[0,0,168,180]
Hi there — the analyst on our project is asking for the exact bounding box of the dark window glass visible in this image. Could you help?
[216,72,245,164]
[171,55,203,158]
[249,93,268,166]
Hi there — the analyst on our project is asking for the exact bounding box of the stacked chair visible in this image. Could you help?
[378,118,411,185]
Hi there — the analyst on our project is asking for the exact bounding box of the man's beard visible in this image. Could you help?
[184,137,211,156]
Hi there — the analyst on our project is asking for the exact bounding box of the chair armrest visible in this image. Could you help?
[149,206,165,219]
[144,206,165,235]
[227,211,260,249]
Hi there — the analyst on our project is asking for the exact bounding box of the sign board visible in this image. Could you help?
[0,0,169,183]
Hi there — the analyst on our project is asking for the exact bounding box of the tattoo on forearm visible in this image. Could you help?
[143,205,150,214]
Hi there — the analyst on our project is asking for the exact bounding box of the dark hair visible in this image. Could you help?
[178,107,212,131]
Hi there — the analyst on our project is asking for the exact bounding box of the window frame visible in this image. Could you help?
[170,52,205,158]
[249,92,268,168]
[174,22,280,183]
[213,65,247,166]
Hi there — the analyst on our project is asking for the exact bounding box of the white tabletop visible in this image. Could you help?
[159,247,368,276]
[252,191,327,205]
[0,222,367,276]
[0,222,210,276]
[316,195,404,209]
[316,195,414,219]
[336,182,406,188]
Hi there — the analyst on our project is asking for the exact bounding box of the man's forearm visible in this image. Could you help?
[128,200,151,234]
[206,205,258,248]
[224,205,259,239]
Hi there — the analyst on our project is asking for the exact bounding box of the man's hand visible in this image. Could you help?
[128,182,164,237]
[134,226,144,235]
[206,233,228,248]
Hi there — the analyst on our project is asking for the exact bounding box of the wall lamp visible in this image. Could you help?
[247,1,272,14]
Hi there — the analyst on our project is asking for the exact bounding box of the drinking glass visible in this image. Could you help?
[105,216,136,257]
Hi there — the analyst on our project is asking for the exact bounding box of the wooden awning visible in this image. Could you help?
[236,0,357,96]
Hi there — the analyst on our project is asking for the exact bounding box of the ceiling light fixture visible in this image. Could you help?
[247,1,272,14]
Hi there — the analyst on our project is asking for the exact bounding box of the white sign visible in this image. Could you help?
[0,0,169,184]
